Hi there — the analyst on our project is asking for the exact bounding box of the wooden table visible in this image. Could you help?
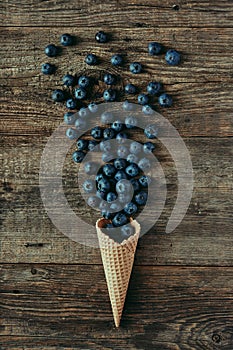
[1,1,233,349]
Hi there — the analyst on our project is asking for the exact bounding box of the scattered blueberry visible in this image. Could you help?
[103,73,116,85]
[103,164,116,177]
[64,112,76,125]
[124,202,138,215]
[76,139,88,151]
[78,76,90,88]
[143,141,156,154]
[63,74,76,87]
[96,173,104,183]
[134,191,148,206]
[116,132,128,143]
[95,31,108,43]
[41,63,56,75]
[148,42,162,55]
[138,93,149,105]
[112,120,124,132]
[66,128,78,140]
[60,33,74,46]
[125,163,139,177]
[75,87,87,100]
[158,93,173,107]
[114,170,128,181]
[139,175,151,187]
[144,124,158,139]
[66,98,77,110]
[165,49,181,65]
[83,179,95,193]
[98,178,111,193]
[72,150,85,163]
[101,210,114,220]
[52,89,65,102]
[147,81,162,95]
[106,192,117,203]
[129,62,142,74]
[130,178,140,192]
[88,140,99,152]
[103,89,117,102]
[103,127,115,140]
[85,53,97,65]
[125,83,137,94]
[111,54,123,66]
[91,126,103,139]
[44,44,59,57]
[112,213,128,227]
[114,158,127,170]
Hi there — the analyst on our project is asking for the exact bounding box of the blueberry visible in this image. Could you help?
[66,98,77,110]
[78,107,90,118]
[117,145,128,158]
[142,104,154,115]
[116,132,128,144]
[75,87,87,100]
[85,53,97,65]
[111,54,123,66]
[66,128,78,140]
[98,178,111,193]
[125,163,139,177]
[100,140,111,152]
[139,175,151,187]
[91,126,103,139]
[114,158,127,170]
[148,42,162,56]
[112,213,128,227]
[63,74,76,87]
[114,170,128,181]
[147,81,162,95]
[165,49,181,65]
[101,111,114,124]
[158,93,173,107]
[52,89,65,102]
[78,76,90,88]
[144,124,158,139]
[72,150,85,163]
[103,73,116,85]
[103,127,115,140]
[127,153,138,164]
[129,141,142,154]
[118,193,132,204]
[125,83,137,94]
[121,224,135,238]
[102,210,114,220]
[109,178,117,189]
[143,142,155,154]
[88,102,98,113]
[138,157,151,171]
[102,152,114,162]
[88,140,99,152]
[134,191,148,206]
[129,62,142,74]
[103,89,117,102]
[106,192,117,203]
[87,195,100,208]
[124,202,138,215]
[64,112,76,125]
[76,139,88,151]
[111,120,124,132]
[125,116,138,129]
[60,33,74,46]
[44,44,59,57]
[84,161,98,175]
[95,31,108,43]
[103,164,116,177]
[122,100,135,111]
[130,178,140,192]
[75,118,86,131]
[138,93,149,105]
[41,63,56,75]
[83,179,95,193]
[116,179,132,194]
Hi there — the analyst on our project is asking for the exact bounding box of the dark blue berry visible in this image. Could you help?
[103,89,117,102]
[64,112,76,125]
[165,49,181,65]
[148,42,162,56]
[125,163,139,177]
[134,191,148,206]
[143,141,155,154]
[84,161,98,175]
[52,89,65,102]
[111,120,124,132]
[124,202,138,215]
[102,210,114,220]
[88,102,98,113]
[144,124,158,139]
[129,62,142,74]
[127,153,138,164]
[117,145,128,158]
[103,73,116,85]
[125,83,137,94]
[114,158,127,170]
[158,93,173,107]
[116,132,128,144]
[85,53,97,65]
[112,213,128,227]
[96,173,104,183]
[114,170,128,181]
[103,164,116,177]
[103,127,115,140]
[139,175,151,187]
[142,104,154,115]
[138,93,149,105]
[91,126,103,139]
[76,139,88,151]
[106,192,117,203]
[87,195,100,208]
[101,111,114,124]
[130,178,140,192]
[44,44,59,57]
[83,179,95,193]
[72,150,85,163]
[147,81,162,95]
[75,87,87,100]
[111,54,123,66]
[63,74,76,87]
[88,140,99,152]
[95,31,108,43]
[125,116,138,129]
[130,141,142,154]
[138,157,151,171]
[60,33,74,46]
[78,76,90,88]
[41,63,56,75]
[66,98,77,110]
[75,118,86,131]
[66,128,78,140]
[121,224,135,238]
[98,178,111,193]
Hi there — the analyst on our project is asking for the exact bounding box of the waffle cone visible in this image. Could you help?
[96,218,140,327]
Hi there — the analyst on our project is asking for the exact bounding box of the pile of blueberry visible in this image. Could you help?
[41,31,181,242]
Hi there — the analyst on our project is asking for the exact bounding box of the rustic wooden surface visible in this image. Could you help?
[1,0,233,349]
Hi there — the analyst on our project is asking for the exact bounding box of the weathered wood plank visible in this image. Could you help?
[1,0,233,28]
[1,264,233,349]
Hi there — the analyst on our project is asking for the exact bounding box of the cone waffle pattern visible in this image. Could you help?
[96,219,140,327]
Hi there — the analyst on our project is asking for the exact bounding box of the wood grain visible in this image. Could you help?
[1,264,233,349]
